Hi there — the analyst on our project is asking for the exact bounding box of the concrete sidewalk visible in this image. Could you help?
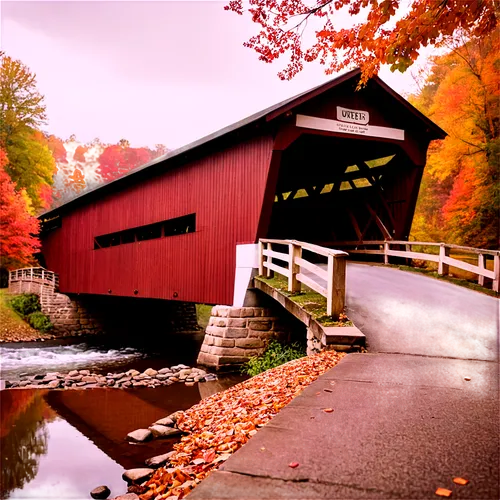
[191,354,498,499]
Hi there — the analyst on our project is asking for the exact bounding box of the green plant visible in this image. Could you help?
[242,339,306,377]
[26,311,53,332]
[9,293,41,317]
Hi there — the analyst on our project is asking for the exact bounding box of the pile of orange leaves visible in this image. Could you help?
[141,350,345,500]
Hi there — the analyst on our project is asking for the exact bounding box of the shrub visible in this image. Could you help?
[26,312,53,332]
[10,293,41,317]
[242,339,306,377]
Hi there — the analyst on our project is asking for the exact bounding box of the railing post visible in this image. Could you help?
[493,253,500,293]
[266,242,274,279]
[478,254,485,287]
[327,255,346,318]
[288,242,301,293]
[384,241,389,265]
[258,240,265,276]
[438,243,449,275]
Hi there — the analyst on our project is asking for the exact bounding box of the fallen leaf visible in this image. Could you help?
[192,458,204,465]
[288,462,299,468]
[435,487,452,497]
[203,449,216,463]
[323,408,334,413]
[316,392,321,396]
[453,477,469,486]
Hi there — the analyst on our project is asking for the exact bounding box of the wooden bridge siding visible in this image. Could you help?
[42,135,274,305]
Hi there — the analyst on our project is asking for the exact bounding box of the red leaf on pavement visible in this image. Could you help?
[453,477,469,486]
[288,462,299,468]
[323,408,334,413]
[203,449,216,463]
[435,488,452,497]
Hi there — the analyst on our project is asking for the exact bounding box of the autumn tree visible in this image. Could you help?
[0,53,54,211]
[97,143,155,182]
[0,149,40,269]
[225,0,497,83]
[410,30,499,248]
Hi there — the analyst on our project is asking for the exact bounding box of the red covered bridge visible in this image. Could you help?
[39,68,445,310]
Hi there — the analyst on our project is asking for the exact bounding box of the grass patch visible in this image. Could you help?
[393,265,498,298]
[256,275,353,326]
[241,339,306,376]
[196,304,213,329]
[0,289,53,342]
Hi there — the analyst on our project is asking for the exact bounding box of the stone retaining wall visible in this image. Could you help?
[197,305,291,370]
[40,293,104,336]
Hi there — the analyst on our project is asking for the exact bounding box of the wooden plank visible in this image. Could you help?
[330,255,346,318]
[258,240,265,276]
[264,261,289,277]
[292,240,348,258]
[289,243,301,292]
[438,244,449,275]
[478,254,485,286]
[295,257,329,281]
[348,249,385,255]
[443,256,495,279]
[263,248,289,262]
[259,238,289,245]
[387,249,440,262]
[366,203,392,240]
[445,244,500,256]
[390,240,441,247]
[296,273,327,297]
[493,254,499,292]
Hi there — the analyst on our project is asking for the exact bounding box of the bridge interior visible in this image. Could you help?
[267,134,420,244]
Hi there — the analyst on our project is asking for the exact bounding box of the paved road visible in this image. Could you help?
[192,264,499,499]
[346,264,498,361]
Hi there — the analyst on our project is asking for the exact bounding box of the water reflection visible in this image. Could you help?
[1,376,246,499]
[0,390,50,498]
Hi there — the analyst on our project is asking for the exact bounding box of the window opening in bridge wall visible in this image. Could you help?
[94,213,196,249]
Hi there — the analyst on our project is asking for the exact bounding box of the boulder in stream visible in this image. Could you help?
[90,485,111,499]
[148,424,183,439]
[126,429,152,442]
[122,468,154,484]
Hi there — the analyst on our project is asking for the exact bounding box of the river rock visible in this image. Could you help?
[154,416,174,426]
[126,369,140,377]
[144,451,175,468]
[107,379,115,386]
[48,380,61,389]
[132,381,146,387]
[122,468,154,484]
[144,368,158,377]
[112,494,139,500]
[112,372,125,379]
[69,374,83,381]
[148,424,183,439]
[79,370,90,376]
[82,376,97,383]
[43,373,59,382]
[185,382,195,387]
[90,485,111,499]
[122,381,132,388]
[166,411,183,423]
[169,377,179,383]
[158,368,172,374]
[116,376,132,384]
[68,370,79,377]
[156,374,170,380]
[127,429,152,442]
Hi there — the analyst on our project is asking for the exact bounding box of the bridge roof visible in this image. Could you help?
[41,68,446,219]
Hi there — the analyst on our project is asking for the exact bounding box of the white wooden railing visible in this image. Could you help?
[332,240,500,292]
[258,239,348,317]
[8,267,59,294]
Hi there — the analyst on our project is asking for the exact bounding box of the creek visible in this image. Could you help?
[0,333,245,500]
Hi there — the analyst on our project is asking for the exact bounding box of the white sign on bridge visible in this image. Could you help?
[296,113,405,141]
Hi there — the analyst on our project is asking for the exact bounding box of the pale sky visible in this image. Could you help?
[0,1,435,149]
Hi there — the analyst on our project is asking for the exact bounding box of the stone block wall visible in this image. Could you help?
[40,293,104,336]
[197,305,292,370]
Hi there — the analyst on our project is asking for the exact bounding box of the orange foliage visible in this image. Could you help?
[225,0,497,83]
[0,148,40,268]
